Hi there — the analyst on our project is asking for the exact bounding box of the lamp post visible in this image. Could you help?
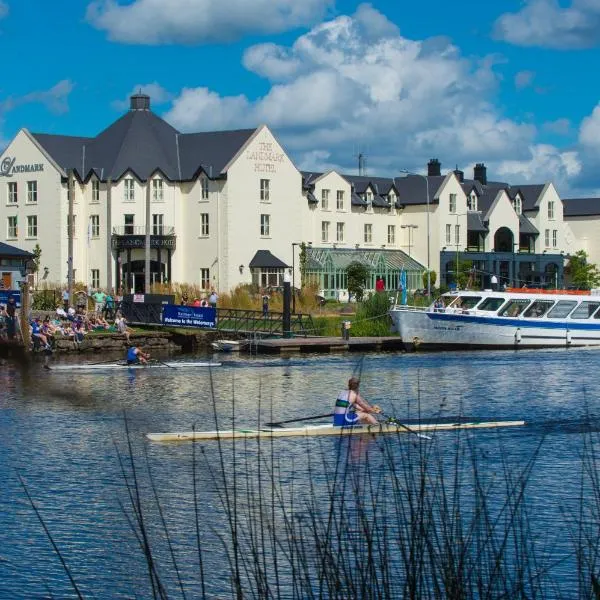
[400,171,431,296]
[19,258,35,350]
[454,213,467,288]
[400,224,418,257]
[291,242,301,314]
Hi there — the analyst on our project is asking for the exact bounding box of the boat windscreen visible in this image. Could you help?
[523,300,555,318]
[569,301,600,319]
[478,297,506,312]
[547,300,578,319]
[454,296,481,310]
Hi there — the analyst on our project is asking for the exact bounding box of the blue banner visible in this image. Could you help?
[400,270,407,305]
[161,304,216,329]
[0,290,21,307]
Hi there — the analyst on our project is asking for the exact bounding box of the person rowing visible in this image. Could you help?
[333,376,381,426]
[126,346,150,366]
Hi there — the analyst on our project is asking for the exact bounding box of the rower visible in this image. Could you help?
[126,346,150,366]
[333,377,381,426]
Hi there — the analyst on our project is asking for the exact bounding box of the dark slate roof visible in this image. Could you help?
[178,129,256,179]
[31,97,256,183]
[249,250,289,269]
[351,191,367,207]
[307,191,318,204]
[467,212,487,232]
[513,184,545,210]
[393,175,446,206]
[0,242,34,257]
[518,214,539,234]
[342,174,396,196]
[562,198,600,217]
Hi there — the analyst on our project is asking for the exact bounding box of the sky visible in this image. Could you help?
[1,0,600,197]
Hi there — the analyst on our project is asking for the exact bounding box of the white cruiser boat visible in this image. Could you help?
[390,288,600,350]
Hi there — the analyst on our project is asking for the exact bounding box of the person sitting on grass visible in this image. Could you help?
[333,377,381,427]
[126,346,150,365]
[116,315,132,343]
[30,318,51,350]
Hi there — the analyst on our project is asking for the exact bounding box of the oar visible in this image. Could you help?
[380,412,432,440]
[154,358,175,369]
[265,413,334,428]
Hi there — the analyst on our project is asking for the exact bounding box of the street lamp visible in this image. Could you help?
[400,224,418,257]
[453,213,468,288]
[400,171,430,296]
[291,242,303,314]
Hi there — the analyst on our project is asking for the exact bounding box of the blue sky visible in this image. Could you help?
[1,0,600,196]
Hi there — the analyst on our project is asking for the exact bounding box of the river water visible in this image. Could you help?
[2,348,600,598]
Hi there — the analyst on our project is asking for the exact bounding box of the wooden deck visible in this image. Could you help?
[250,336,404,354]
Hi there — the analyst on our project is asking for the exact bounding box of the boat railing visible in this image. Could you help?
[390,304,428,312]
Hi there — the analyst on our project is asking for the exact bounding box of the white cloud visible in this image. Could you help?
[515,70,535,89]
[86,0,333,45]
[0,80,74,115]
[165,4,537,177]
[579,103,600,149]
[112,83,173,111]
[543,118,571,136]
[494,0,600,49]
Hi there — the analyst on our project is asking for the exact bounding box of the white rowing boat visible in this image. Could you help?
[147,420,526,442]
[50,361,222,371]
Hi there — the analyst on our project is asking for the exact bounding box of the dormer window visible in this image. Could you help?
[200,176,209,200]
[124,178,135,202]
[513,196,522,215]
[152,178,164,202]
[467,193,477,211]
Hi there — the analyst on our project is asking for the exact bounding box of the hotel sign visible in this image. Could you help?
[0,157,44,177]
[246,141,285,174]
[111,234,176,250]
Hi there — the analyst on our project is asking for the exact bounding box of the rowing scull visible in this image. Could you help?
[147,420,526,442]
[50,361,222,371]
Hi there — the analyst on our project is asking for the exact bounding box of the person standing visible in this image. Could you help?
[92,289,106,314]
[209,289,218,308]
[262,293,269,318]
[62,288,69,312]
[333,377,381,426]
[376,277,385,293]
[6,296,16,340]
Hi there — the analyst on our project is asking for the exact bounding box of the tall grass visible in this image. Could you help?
[24,384,600,598]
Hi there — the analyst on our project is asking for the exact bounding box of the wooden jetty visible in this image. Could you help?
[250,336,404,354]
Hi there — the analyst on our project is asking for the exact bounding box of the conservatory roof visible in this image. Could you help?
[305,248,424,272]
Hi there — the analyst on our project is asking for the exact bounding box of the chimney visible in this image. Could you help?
[453,166,464,183]
[427,158,441,177]
[130,93,151,111]
[474,162,487,186]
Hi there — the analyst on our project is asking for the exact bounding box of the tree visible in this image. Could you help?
[32,244,42,286]
[564,250,600,290]
[299,242,309,287]
[422,270,437,291]
[346,261,370,302]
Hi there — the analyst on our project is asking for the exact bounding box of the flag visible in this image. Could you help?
[400,270,407,305]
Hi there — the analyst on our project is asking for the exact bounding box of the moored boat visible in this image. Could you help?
[211,339,246,352]
[146,419,526,442]
[390,288,600,350]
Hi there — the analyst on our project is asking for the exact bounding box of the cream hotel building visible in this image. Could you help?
[0,93,596,298]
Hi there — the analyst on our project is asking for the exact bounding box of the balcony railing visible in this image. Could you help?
[112,225,175,236]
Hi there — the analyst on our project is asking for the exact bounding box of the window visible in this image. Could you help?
[7,216,17,239]
[153,214,164,235]
[200,213,209,237]
[321,221,330,242]
[152,179,164,202]
[548,201,555,219]
[7,182,17,204]
[336,190,344,210]
[547,300,577,319]
[388,192,396,205]
[90,215,100,238]
[552,229,557,248]
[27,181,37,203]
[92,180,100,203]
[201,268,210,289]
[455,224,460,245]
[124,178,135,201]
[467,193,477,211]
[91,269,100,288]
[260,179,270,202]
[523,300,555,318]
[124,214,134,235]
[449,193,457,213]
[569,301,600,319]
[545,229,550,247]
[321,189,330,210]
[513,196,522,215]
[27,215,38,238]
[336,222,344,242]
[364,223,373,244]
[66,215,76,238]
[200,176,209,200]
[478,297,507,312]
[446,224,451,245]
[260,214,270,237]
[387,225,396,245]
